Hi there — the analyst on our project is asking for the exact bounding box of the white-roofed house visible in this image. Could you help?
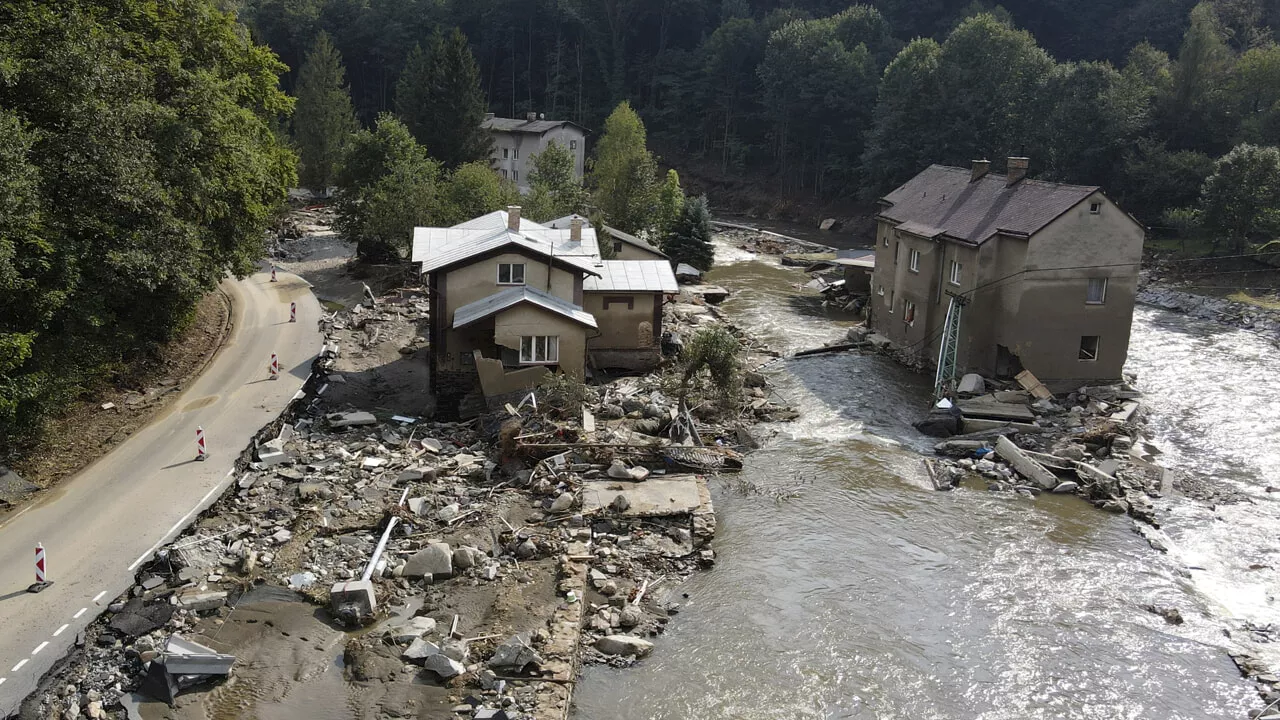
[547,215,668,261]
[413,206,678,413]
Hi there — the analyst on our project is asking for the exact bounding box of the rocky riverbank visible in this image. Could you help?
[1139,285,1280,339]
[19,242,793,720]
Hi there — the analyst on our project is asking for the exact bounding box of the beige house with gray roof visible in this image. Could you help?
[869,158,1145,389]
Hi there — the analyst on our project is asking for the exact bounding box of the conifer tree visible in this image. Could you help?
[662,195,715,271]
[395,28,492,169]
[293,31,357,191]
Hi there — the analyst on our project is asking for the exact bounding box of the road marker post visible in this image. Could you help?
[270,353,280,380]
[195,426,207,461]
[27,543,52,593]
[270,265,278,283]
[289,302,296,323]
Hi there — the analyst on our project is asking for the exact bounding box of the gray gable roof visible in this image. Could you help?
[881,165,1101,245]
[453,286,597,330]
[482,117,588,135]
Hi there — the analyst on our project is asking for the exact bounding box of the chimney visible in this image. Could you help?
[1006,157,1029,186]
[507,205,521,231]
[970,160,991,182]
[525,111,537,122]
[484,112,494,121]
[570,216,583,242]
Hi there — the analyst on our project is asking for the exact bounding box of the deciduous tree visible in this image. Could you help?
[525,141,588,222]
[591,101,658,235]
[1199,143,1280,252]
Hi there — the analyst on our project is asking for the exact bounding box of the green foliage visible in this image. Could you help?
[1161,2,1235,151]
[1119,138,1216,221]
[335,114,444,261]
[394,28,492,169]
[653,169,686,239]
[1231,43,1280,144]
[1044,61,1150,187]
[662,196,715,272]
[861,38,943,195]
[537,371,595,418]
[0,0,295,455]
[293,31,358,191]
[525,141,588,222]
[1199,143,1280,251]
[440,162,520,226]
[591,102,659,235]
[679,325,741,401]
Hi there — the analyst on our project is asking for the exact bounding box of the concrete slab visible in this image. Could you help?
[958,395,1037,421]
[582,477,702,517]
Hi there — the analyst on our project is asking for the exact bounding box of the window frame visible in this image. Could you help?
[519,335,559,364]
[497,262,526,285]
[513,170,519,183]
[1086,277,1107,305]
[1089,201,1102,215]
[513,148,519,160]
[949,260,962,286]
[908,248,920,273]
[904,300,916,326]
[502,148,509,159]
[1079,335,1100,361]
[570,139,578,150]
[613,240,623,253]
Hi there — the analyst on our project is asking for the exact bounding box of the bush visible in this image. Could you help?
[680,326,742,401]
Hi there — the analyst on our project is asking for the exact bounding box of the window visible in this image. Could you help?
[497,263,525,285]
[603,295,634,309]
[503,148,509,159]
[613,240,623,253]
[520,335,559,364]
[1079,335,1099,361]
[894,241,900,265]
[949,260,962,286]
[1089,202,1102,214]
[904,300,916,326]
[513,170,519,183]
[882,228,889,247]
[909,248,920,273]
[500,169,508,179]
[1086,277,1107,304]
[512,148,519,160]
[570,140,578,150]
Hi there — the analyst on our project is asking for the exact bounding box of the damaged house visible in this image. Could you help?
[413,207,678,411]
[868,158,1145,389]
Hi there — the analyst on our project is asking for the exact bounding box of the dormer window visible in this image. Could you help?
[497,263,526,285]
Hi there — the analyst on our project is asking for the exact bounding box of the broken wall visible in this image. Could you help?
[582,292,659,349]
[492,304,587,378]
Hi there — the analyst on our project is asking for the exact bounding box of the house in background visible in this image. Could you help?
[412,207,677,413]
[868,158,1145,389]
[481,113,587,192]
[548,215,668,261]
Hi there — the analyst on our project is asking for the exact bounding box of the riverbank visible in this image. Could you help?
[19,216,794,720]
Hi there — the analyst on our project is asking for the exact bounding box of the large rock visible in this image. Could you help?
[402,638,441,660]
[488,632,543,671]
[914,407,960,438]
[423,653,466,679]
[403,543,453,580]
[386,615,437,642]
[956,374,986,395]
[594,635,654,658]
[453,546,485,570]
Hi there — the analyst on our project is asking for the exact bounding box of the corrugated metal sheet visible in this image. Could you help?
[453,286,597,329]
[583,261,678,293]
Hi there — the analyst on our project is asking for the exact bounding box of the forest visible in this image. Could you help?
[247,0,1280,222]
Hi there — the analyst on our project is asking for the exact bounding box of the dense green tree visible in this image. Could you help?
[1044,61,1150,187]
[861,38,944,194]
[335,114,445,260]
[440,162,520,226]
[662,195,715,271]
[1118,138,1215,222]
[0,0,294,453]
[654,169,686,239]
[1230,43,1280,144]
[699,17,767,173]
[832,5,901,68]
[525,141,589,222]
[1199,143,1280,251]
[591,102,659,235]
[1162,2,1236,151]
[293,32,358,191]
[394,28,492,168]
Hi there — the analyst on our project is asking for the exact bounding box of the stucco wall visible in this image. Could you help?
[493,304,587,378]
[489,127,585,192]
[475,353,549,397]
[609,241,666,262]
[583,292,658,348]
[869,222,942,358]
[443,252,577,323]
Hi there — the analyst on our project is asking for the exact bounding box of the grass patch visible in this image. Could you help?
[1228,291,1280,310]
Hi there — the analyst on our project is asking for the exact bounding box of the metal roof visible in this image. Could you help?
[452,286,597,329]
[583,261,679,293]
[482,117,588,135]
[881,165,1103,245]
[602,225,667,257]
[412,207,602,274]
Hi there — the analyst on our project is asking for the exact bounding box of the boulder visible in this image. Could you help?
[422,653,466,679]
[488,632,543,671]
[403,543,453,580]
[550,492,575,512]
[956,374,986,395]
[402,638,441,660]
[594,635,654,658]
[453,546,485,570]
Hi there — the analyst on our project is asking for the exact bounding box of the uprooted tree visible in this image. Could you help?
[679,326,742,412]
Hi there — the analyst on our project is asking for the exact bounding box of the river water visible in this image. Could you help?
[573,245,1278,719]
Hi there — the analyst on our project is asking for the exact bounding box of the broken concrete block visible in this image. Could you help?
[453,546,484,570]
[441,639,468,662]
[994,436,1058,491]
[330,579,377,623]
[594,635,654,658]
[422,653,465,679]
[488,632,542,671]
[256,450,289,467]
[403,542,452,580]
[402,638,440,660]
[326,411,377,428]
[174,589,227,612]
[386,616,437,643]
[407,497,431,516]
[550,492,575,512]
[956,373,986,395]
[420,438,443,453]
[288,572,317,590]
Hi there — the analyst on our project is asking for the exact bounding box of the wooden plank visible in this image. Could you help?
[582,408,595,433]
[995,436,1058,490]
[1015,370,1054,400]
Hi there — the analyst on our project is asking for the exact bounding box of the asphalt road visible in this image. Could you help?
[0,269,322,715]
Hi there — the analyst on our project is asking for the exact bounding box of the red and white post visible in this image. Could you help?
[28,542,51,592]
[196,425,207,461]
[269,353,280,380]
[289,302,296,323]
[270,265,278,283]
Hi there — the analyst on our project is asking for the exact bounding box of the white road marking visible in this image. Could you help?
[53,624,69,637]
[91,591,106,603]
[73,607,87,619]
[31,642,48,655]
[129,475,231,571]
[0,677,6,685]
[11,659,27,672]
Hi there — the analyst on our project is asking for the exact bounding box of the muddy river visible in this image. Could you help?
[573,245,1278,719]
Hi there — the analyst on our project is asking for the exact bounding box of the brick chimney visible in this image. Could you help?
[1006,157,1029,186]
[971,160,991,182]
[570,216,583,242]
[507,205,521,231]
[525,111,537,122]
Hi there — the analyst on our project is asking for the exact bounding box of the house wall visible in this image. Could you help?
[992,192,1144,386]
[489,125,585,192]
[609,240,666,261]
[538,126,586,180]
[869,222,942,359]
[582,292,659,349]
[492,304,587,378]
